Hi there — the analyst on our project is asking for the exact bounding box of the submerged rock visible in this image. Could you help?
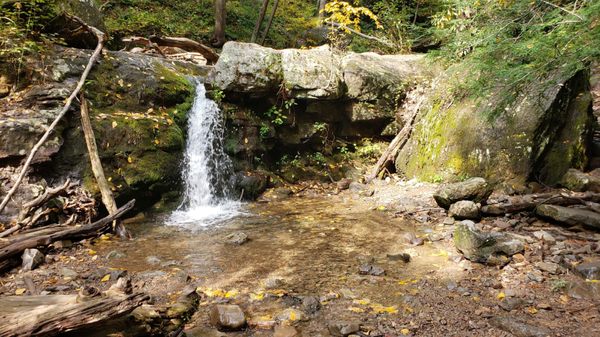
[210,304,246,331]
[453,220,524,264]
[536,204,600,229]
[433,178,492,209]
[448,200,480,220]
[225,232,249,245]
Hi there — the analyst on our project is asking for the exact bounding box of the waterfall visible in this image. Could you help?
[168,80,239,228]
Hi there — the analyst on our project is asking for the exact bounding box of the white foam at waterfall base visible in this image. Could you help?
[168,80,240,229]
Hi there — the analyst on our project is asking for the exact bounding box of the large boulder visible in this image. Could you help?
[213,42,282,94]
[281,45,344,99]
[433,177,492,209]
[454,220,524,265]
[342,53,424,102]
[559,168,600,192]
[396,69,593,185]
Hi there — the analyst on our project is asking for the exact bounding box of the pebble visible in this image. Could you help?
[225,232,249,245]
[302,296,321,314]
[358,264,385,276]
[210,304,246,330]
[61,268,78,280]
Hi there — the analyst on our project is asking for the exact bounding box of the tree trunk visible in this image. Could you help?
[251,0,270,43]
[318,0,328,22]
[260,0,279,44]
[0,292,148,337]
[212,0,227,47]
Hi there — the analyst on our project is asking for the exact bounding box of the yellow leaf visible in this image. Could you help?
[224,289,239,298]
[118,79,124,87]
[88,249,97,255]
[166,118,174,125]
[107,177,112,182]
[559,295,569,304]
[101,274,111,282]
[154,139,160,145]
[15,288,26,295]
[250,292,265,301]
[401,328,410,336]
[496,292,505,301]
[377,205,386,211]
[112,121,118,128]
[585,279,600,283]
[289,310,297,321]
[127,156,133,164]
[527,307,538,314]
[353,298,371,305]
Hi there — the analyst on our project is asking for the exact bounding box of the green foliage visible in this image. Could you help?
[0,0,56,65]
[428,0,600,119]
[550,278,569,292]
[265,105,287,125]
[103,0,316,48]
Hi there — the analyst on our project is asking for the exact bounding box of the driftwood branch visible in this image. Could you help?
[148,36,219,64]
[0,292,148,337]
[329,22,395,48]
[0,199,134,270]
[367,96,424,181]
[0,16,107,215]
[121,36,166,57]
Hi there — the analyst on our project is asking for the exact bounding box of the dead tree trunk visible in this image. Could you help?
[212,0,227,47]
[148,36,219,64]
[0,292,148,337]
[251,0,270,43]
[260,0,279,45]
[367,96,424,181]
[0,16,107,215]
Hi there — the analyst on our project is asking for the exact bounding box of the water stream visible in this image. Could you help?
[168,79,239,228]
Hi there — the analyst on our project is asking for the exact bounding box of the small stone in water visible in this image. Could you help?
[225,232,249,245]
[358,264,385,276]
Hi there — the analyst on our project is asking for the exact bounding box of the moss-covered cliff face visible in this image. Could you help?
[395,68,593,187]
[0,46,209,210]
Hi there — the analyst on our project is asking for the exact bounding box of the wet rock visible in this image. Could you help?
[328,321,360,337]
[52,240,72,249]
[499,297,526,311]
[574,260,600,279]
[358,264,385,276]
[106,250,126,259]
[404,233,424,246]
[448,200,480,220]
[489,316,551,337]
[264,277,284,289]
[274,325,300,337]
[248,315,276,330]
[185,327,227,337]
[272,187,293,199]
[336,178,352,191]
[226,232,249,245]
[61,268,78,280]
[145,256,161,265]
[453,220,524,264]
[234,171,269,200]
[559,168,600,192]
[387,252,411,262]
[210,304,246,331]
[532,230,556,244]
[275,308,307,322]
[302,296,321,314]
[22,248,44,271]
[536,204,600,229]
[433,177,493,209]
[535,261,560,274]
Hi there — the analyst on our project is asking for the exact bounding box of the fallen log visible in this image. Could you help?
[0,199,134,267]
[536,204,600,230]
[0,292,148,337]
[148,36,219,64]
[481,191,600,215]
[367,95,423,181]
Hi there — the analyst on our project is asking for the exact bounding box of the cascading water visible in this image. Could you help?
[168,79,239,228]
